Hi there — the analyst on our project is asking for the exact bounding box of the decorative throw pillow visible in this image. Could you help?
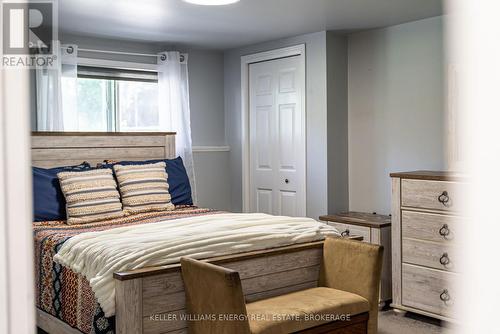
[113,162,175,214]
[57,168,124,225]
[32,162,91,222]
[99,157,193,206]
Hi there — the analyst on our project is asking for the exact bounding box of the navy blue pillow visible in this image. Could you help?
[101,157,193,206]
[33,162,91,222]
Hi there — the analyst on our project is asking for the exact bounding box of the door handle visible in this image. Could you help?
[285,179,289,184]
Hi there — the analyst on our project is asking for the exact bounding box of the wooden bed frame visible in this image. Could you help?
[31,131,177,168]
[32,132,366,334]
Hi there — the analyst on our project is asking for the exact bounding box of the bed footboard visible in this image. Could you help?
[113,241,324,334]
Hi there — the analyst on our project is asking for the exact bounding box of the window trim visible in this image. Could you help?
[107,80,116,132]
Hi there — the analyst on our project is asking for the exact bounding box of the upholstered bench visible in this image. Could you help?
[181,238,383,334]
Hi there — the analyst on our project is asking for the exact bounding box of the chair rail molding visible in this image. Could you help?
[192,146,230,153]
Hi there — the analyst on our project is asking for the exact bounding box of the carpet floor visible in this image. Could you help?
[379,309,456,334]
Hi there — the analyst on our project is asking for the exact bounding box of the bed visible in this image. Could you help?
[32,132,344,334]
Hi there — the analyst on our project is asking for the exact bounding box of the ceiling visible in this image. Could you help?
[59,0,443,50]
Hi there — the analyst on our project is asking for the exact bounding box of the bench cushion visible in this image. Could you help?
[246,287,369,334]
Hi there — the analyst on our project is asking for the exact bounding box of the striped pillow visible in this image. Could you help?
[113,162,175,214]
[57,169,124,225]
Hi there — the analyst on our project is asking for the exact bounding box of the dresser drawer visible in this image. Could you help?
[401,179,463,212]
[402,238,458,272]
[402,210,460,243]
[327,222,370,243]
[402,264,458,318]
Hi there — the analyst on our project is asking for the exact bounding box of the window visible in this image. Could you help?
[117,80,159,131]
[76,66,159,131]
[77,78,113,131]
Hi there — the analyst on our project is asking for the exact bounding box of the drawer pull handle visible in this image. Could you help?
[440,289,451,302]
[341,229,350,237]
[439,224,450,237]
[439,253,450,265]
[438,191,450,206]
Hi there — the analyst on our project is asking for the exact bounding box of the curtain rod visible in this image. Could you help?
[77,48,158,58]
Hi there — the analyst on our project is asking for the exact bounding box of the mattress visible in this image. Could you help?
[34,206,219,334]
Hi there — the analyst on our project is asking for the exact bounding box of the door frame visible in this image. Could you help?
[240,44,306,213]
[0,67,36,331]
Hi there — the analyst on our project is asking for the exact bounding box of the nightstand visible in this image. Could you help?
[319,212,392,307]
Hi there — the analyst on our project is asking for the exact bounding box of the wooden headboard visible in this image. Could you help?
[31,132,176,168]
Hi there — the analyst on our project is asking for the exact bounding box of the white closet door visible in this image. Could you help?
[249,56,305,216]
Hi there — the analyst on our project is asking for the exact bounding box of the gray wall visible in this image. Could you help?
[188,50,226,146]
[33,33,231,211]
[187,49,230,210]
[347,16,445,214]
[326,33,349,214]
[193,152,231,211]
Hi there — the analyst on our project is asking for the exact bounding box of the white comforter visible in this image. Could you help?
[54,213,339,317]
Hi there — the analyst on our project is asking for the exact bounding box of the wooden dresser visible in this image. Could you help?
[390,171,465,321]
[319,212,392,307]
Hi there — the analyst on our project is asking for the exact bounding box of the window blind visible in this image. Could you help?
[77,66,158,83]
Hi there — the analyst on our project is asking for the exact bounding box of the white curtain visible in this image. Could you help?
[36,42,78,131]
[157,51,197,203]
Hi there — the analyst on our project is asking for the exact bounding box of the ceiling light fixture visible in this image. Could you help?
[183,0,240,5]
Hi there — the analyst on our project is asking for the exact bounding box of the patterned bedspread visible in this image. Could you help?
[33,206,220,334]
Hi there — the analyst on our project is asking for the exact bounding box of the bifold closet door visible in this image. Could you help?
[249,55,305,217]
